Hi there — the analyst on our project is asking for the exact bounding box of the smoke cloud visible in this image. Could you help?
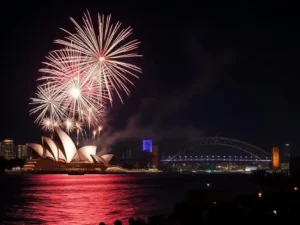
[96,72,213,149]
[97,43,236,150]
[97,99,205,150]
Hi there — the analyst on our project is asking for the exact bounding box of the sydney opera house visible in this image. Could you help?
[24,127,114,172]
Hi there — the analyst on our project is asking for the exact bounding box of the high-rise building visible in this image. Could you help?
[17,145,21,158]
[272,146,280,170]
[152,145,159,169]
[127,149,132,159]
[280,143,290,170]
[17,144,30,159]
[1,139,15,160]
[283,144,290,163]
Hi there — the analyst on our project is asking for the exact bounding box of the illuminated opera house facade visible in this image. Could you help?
[24,127,114,172]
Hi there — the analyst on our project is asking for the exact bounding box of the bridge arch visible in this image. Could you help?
[166,137,270,160]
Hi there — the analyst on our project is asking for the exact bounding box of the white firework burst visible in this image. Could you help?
[30,11,141,136]
[29,84,66,124]
[55,11,142,103]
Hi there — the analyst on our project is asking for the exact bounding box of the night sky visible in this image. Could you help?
[1,1,299,154]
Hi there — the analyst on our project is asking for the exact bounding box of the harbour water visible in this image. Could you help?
[0,173,259,225]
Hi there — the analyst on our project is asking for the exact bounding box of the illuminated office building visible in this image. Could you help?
[1,139,16,160]
[17,144,30,159]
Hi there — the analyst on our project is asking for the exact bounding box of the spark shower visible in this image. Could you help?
[29,11,142,141]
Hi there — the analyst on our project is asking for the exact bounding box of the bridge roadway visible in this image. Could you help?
[160,157,271,162]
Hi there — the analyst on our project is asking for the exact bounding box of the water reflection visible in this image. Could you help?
[0,174,257,225]
[1,175,177,225]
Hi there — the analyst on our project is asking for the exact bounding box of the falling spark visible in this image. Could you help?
[64,118,75,134]
[97,126,102,138]
[41,118,53,131]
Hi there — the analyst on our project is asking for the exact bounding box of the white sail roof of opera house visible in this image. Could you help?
[100,154,114,164]
[42,136,58,161]
[91,154,114,165]
[26,127,114,164]
[78,146,97,163]
[52,127,77,163]
[26,143,44,158]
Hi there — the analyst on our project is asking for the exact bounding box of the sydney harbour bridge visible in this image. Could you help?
[159,137,272,172]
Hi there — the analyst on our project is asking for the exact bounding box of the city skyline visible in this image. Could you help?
[1,1,299,154]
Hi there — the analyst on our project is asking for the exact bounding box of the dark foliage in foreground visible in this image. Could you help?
[0,156,26,173]
[100,183,300,225]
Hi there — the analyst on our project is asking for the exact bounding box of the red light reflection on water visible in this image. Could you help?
[3,174,260,224]
[18,175,157,225]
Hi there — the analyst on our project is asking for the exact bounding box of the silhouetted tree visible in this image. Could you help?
[114,220,122,225]
[0,156,7,174]
[0,157,26,172]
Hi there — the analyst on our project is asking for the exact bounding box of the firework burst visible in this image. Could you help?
[30,11,141,138]
[39,48,109,121]
[40,118,60,132]
[54,11,142,103]
[41,118,52,131]
[29,84,66,124]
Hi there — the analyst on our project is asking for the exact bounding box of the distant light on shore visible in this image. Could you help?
[258,192,262,198]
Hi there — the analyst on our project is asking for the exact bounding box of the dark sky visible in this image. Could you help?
[1,1,299,154]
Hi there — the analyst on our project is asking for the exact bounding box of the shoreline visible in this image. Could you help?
[4,170,271,175]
